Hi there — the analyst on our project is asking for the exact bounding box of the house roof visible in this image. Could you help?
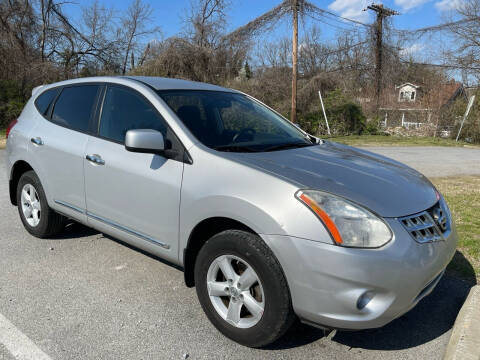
[433,81,465,108]
[395,83,420,89]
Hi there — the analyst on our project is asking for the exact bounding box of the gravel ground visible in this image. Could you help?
[0,147,477,360]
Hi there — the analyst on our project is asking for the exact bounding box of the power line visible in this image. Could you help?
[382,45,480,71]
[395,17,480,34]
[321,41,369,57]
[303,2,373,28]
[305,13,360,31]
[399,60,480,71]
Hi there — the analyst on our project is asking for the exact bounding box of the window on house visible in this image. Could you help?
[399,89,416,102]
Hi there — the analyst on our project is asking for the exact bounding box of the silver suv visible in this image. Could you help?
[6,76,457,347]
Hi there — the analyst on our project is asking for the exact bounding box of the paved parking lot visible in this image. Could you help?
[362,146,480,177]
[0,147,477,360]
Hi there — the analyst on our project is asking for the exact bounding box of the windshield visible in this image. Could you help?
[157,90,316,152]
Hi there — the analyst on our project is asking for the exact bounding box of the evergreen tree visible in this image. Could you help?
[244,61,252,80]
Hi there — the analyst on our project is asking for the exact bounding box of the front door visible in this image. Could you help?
[84,85,184,262]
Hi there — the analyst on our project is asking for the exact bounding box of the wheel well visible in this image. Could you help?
[9,161,33,205]
[183,217,256,287]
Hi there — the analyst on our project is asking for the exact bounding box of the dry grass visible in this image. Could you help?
[432,176,480,282]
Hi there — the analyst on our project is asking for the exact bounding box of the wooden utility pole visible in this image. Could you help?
[366,4,398,111]
[291,0,299,124]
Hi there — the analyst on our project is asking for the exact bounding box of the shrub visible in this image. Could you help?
[365,118,380,135]
[298,111,321,134]
[0,80,25,129]
[298,89,366,136]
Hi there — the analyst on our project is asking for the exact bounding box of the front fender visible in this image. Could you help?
[179,195,285,252]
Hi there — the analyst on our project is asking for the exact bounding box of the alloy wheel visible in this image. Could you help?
[21,184,41,227]
[206,254,265,329]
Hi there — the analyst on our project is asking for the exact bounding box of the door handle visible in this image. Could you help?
[30,137,44,146]
[86,154,105,165]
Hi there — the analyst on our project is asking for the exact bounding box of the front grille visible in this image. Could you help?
[399,201,450,243]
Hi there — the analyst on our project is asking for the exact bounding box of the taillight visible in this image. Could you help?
[6,119,18,139]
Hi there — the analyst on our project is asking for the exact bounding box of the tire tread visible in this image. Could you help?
[195,229,295,347]
[17,170,65,238]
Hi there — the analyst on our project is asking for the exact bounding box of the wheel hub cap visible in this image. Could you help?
[206,255,265,329]
[21,184,41,227]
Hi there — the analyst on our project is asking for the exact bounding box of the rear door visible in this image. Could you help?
[29,84,101,221]
[84,84,184,262]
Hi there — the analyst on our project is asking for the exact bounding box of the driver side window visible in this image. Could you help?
[99,86,167,143]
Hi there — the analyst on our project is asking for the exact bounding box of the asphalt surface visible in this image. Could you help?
[361,146,480,177]
[0,147,478,360]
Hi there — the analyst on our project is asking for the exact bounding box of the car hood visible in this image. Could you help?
[225,141,437,218]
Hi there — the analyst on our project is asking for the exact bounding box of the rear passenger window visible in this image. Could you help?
[35,88,58,116]
[51,85,99,132]
[99,86,167,143]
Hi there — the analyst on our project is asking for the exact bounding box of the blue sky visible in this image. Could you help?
[64,0,460,37]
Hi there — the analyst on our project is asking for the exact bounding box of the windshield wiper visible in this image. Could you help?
[213,144,258,153]
[263,142,316,152]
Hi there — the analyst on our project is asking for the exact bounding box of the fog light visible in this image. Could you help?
[357,291,374,310]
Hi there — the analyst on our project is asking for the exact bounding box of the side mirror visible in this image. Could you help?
[125,129,166,155]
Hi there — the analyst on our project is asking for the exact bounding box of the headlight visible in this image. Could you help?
[296,190,392,248]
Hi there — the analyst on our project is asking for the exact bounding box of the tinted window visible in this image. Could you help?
[99,86,167,143]
[51,85,99,132]
[159,90,313,152]
[35,88,58,116]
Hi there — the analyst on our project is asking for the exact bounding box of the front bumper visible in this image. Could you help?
[261,218,458,330]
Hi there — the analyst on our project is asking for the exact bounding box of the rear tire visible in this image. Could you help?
[194,230,295,347]
[16,170,65,238]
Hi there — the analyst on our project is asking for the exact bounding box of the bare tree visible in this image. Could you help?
[298,25,333,76]
[257,37,291,68]
[120,0,159,75]
[185,0,229,48]
[443,0,480,82]
[134,0,247,84]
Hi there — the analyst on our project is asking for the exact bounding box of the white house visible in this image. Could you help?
[396,83,420,102]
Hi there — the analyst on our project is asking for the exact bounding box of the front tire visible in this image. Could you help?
[194,230,295,347]
[16,170,65,238]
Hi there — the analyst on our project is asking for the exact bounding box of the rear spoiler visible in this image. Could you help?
[32,85,46,97]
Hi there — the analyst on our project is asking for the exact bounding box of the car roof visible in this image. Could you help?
[123,76,237,92]
[40,76,237,93]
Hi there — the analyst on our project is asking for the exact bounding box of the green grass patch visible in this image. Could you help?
[432,176,480,282]
[328,135,474,147]
[0,129,5,149]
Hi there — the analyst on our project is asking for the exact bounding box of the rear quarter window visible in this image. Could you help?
[51,85,100,133]
[34,88,58,116]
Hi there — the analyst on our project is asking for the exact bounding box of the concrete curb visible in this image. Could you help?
[444,285,480,360]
